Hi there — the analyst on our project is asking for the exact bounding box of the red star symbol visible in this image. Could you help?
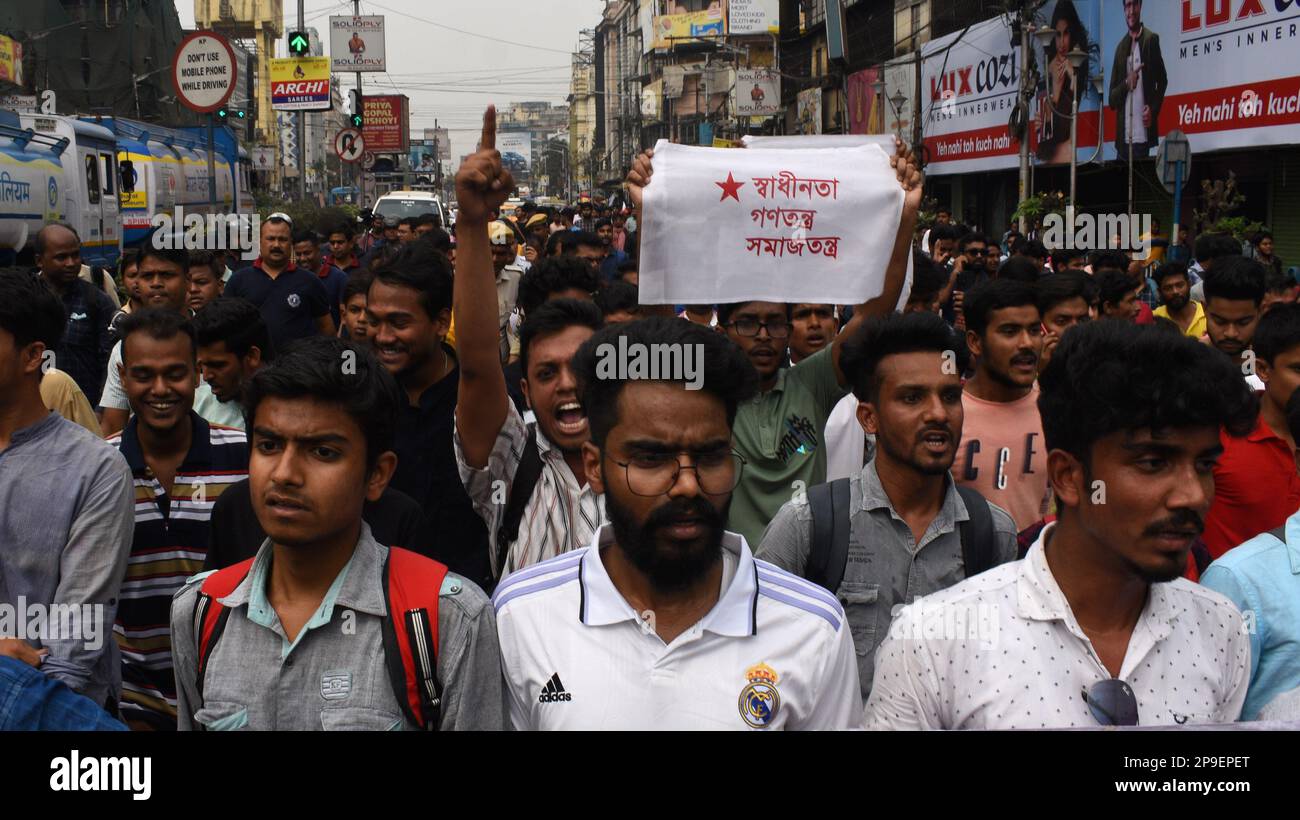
[715,172,745,202]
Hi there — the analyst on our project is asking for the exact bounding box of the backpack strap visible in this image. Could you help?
[381,547,449,731]
[955,486,996,578]
[495,425,543,577]
[806,478,852,594]
[194,558,256,703]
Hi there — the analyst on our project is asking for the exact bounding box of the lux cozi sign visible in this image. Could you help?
[928,50,1020,117]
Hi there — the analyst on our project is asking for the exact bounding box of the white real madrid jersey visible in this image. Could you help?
[493,525,864,730]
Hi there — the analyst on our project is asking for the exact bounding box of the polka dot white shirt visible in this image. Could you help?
[865,523,1250,729]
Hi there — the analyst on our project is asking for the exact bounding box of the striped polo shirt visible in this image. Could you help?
[106,412,248,727]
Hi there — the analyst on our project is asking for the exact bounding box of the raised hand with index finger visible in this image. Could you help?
[455,106,516,225]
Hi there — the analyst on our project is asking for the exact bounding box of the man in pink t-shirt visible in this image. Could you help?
[952,280,1051,532]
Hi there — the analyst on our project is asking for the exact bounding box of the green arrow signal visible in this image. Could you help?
[290,34,309,53]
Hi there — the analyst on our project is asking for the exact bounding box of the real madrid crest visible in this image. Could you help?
[738,662,781,729]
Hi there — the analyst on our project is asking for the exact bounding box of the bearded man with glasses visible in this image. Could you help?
[493,317,864,730]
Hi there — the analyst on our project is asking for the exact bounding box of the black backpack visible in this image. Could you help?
[804,478,996,595]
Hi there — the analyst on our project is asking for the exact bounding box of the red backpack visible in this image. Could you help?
[192,547,449,730]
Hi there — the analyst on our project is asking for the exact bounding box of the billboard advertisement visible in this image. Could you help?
[0,34,24,85]
[848,61,917,138]
[652,8,727,49]
[914,1,1300,177]
[269,57,331,111]
[1098,0,1300,159]
[362,94,408,153]
[423,127,451,161]
[410,143,437,174]
[734,68,780,117]
[1030,0,1104,167]
[498,131,533,178]
[920,15,1022,176]
[796,87,823,135]
[729,0,779,35]
[330,16,386,72]
[640,0,656,54]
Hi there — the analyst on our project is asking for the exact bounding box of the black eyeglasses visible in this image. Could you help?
[1082,680,1139,727]
[726,318,791,339]
[606,451,746,497]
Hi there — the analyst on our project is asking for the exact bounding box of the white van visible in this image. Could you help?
[373,190,448,228]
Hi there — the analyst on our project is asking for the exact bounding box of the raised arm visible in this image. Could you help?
[623,150,674,318]
[454,107,517,468]
[832,139,923,386]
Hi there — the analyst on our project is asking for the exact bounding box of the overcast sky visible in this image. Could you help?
[177,0,603,162]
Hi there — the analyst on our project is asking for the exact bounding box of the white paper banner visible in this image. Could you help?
[639,140,904,305]
[741,135,913,313]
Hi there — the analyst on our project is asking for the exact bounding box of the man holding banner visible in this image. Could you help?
[627,136,923,547]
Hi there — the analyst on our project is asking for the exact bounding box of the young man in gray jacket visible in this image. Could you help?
[171,337,504,730]
[757,312,1018,701]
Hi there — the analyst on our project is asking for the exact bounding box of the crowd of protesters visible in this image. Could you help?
[2,105,1299,730]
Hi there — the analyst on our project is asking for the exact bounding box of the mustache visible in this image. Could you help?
[643,496,724,534]
[1142,509,1205,538]
[916,424,954,440]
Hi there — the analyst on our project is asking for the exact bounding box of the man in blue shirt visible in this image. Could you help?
[293,229,348,328]
[225,215,334,351]
[594,218,628,284]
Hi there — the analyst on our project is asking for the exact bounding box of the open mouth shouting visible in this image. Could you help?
[554,401,589,437]
[918,427,952,456]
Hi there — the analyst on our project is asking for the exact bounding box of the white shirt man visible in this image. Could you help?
[864,524,1250,729]
[494,525,863,730]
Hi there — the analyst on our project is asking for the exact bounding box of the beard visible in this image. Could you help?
[1133,509,1206,583]
[1164,293,1189,313]
[878,426,954,476]
[604,491,726,593]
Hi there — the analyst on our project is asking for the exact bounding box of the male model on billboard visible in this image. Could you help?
[1108,0,1167,159]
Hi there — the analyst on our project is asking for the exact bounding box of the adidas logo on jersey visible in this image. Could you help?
[538,672,572,703]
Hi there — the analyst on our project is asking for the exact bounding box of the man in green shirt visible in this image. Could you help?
[719,236,914,546]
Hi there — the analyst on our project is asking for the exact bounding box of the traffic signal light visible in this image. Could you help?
[288,30,310,56]
[349,89,364,129]
[216,108,246,121]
